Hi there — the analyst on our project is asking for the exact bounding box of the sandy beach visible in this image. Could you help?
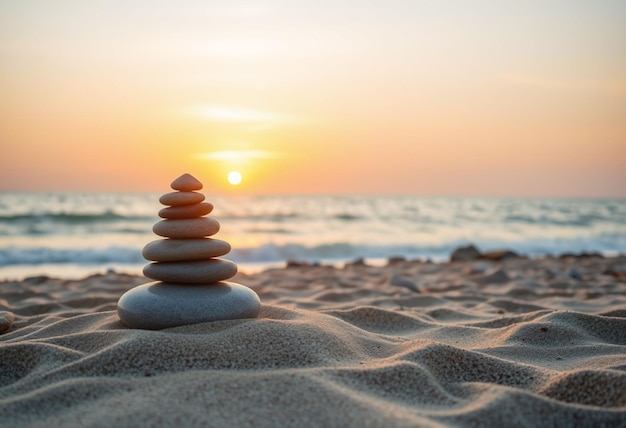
[3,1,625,425]
[1,253,625,427]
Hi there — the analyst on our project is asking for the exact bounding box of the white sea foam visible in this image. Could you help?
[1,192,624,278]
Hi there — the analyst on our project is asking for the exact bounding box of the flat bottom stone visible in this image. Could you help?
[117,281,261,330]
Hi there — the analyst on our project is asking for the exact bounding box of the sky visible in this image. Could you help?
[1,0,625,196]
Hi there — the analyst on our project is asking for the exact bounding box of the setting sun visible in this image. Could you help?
[228,171,242,186]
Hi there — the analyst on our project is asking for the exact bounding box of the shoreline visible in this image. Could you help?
[1,247,623,282]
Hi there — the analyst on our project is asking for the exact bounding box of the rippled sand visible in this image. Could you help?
[1,256,625,427]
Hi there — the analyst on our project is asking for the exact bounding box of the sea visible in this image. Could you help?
[1,192,625,280]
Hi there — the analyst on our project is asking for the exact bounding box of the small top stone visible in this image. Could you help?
[171,173,203,191]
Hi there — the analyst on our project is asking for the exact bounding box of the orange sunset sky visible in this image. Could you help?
[1,1,625,196]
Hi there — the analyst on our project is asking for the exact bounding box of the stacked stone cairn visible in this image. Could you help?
[117,173,261,329]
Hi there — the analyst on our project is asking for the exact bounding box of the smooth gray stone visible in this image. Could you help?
[450,244,481,262]
[0,311,14,334]
[158,202,214,219]
[117,281,261,329]
[171,173,203,191]
[159,191,205,207]
[143,259,238,283]
[153,217,220,238]
[143,238,231,262]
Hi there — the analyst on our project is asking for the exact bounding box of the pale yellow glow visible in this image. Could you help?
[198,150,278,161]
[228,171,242,185]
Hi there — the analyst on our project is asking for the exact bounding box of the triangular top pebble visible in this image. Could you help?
[171,173,203,191]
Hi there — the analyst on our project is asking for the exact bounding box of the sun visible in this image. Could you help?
[227,171,242,185]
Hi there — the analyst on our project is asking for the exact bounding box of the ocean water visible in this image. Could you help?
[1,192,625,279]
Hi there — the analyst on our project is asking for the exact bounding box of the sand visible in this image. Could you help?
[1,255,625,427]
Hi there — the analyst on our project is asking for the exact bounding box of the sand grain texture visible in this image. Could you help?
[1,257,625,427]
